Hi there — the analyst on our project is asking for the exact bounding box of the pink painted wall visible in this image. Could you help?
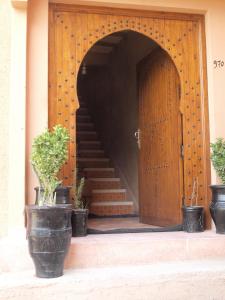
[26,0,48,204]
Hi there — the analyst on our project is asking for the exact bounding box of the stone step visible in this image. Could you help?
[77,122,94,131]
[78,150,105,158]
[76,115,91,122]
[77,131,98,141]
[2,260,225,300]
[89,200,133,216]
[77,158,110,168]
[84,167,115,178]
[78,141,101,150]
[92,188,126,202]
[88,178,121,189]
[1,231,225,274]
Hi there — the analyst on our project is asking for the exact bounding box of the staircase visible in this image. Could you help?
[76,101,134,217]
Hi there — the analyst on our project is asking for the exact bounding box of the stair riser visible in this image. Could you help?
[77,133,98,141]
[78,151,105,158]
[84,170,115,178]
[3,231,225,273]
[92,192,126,202]
[77,124,94,131]
[77,108,89,115]
[78,161,110,168]
[89,204,134,216]
[78,143,101,150]
[78,101,87,108]
[77,115,91,122]
[89,180,121,190]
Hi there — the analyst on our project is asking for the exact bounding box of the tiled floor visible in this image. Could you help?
[88,217,160,230]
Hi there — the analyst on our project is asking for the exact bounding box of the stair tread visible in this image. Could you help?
[79,150,104,153]
[90,201,133,206]
[92,189,126,193]
[3,259,225,292]
[77,115,91,119]
[77,131,97,134]
[78,158,109,161]
[79,141,101,144]
[84,167,114,171]
[89,178,120,181]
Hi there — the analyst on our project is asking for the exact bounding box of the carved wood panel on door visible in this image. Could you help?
[49,4,210,227]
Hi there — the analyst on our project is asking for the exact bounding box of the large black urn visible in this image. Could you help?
[26,204,72,278]
[210,185,225,234]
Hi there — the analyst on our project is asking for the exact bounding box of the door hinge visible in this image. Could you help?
[134,129,141,149]
[180,144,184,159]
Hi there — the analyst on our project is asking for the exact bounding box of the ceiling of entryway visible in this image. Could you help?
[83,30,156,66]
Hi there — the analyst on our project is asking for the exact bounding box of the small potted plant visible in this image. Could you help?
[182,177,204,233]
[26,125,72,278]
[34,185,71,205]
[71,171,88,237]
[210,138,225,234]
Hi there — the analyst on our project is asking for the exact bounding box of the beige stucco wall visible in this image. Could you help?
[0,0,224,235]
[0,0,11,236]
[0,0,27,237]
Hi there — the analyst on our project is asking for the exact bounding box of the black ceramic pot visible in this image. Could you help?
[26,204,72,278]
[34,186,71,205]
[71,209,88,237]
[182,206,204,233]
[210,185,225,234]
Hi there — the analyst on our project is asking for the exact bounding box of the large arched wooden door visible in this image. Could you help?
[138,48,183,226]
[49,4,211,227]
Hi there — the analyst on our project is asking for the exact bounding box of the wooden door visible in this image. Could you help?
[138,48,183,226]
[49,5,211,227]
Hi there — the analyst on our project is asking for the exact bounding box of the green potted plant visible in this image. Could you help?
[71,172,88,237]
[210,138,225,234]
[182,177,204,233]
[26,125,72,278]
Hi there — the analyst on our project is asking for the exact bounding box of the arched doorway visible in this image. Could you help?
[48,4,211,227]
[76,30,183,229]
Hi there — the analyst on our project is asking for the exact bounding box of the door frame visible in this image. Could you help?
[48,4,211,227]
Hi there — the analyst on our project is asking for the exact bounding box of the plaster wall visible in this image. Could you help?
[0,0,11,236]
[0,0,27,237]
[26,0,49,205]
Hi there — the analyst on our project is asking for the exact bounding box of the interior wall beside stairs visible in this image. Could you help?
[78,32,157,211]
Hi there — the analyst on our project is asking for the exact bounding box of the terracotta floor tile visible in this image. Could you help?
[88,217,160,230]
